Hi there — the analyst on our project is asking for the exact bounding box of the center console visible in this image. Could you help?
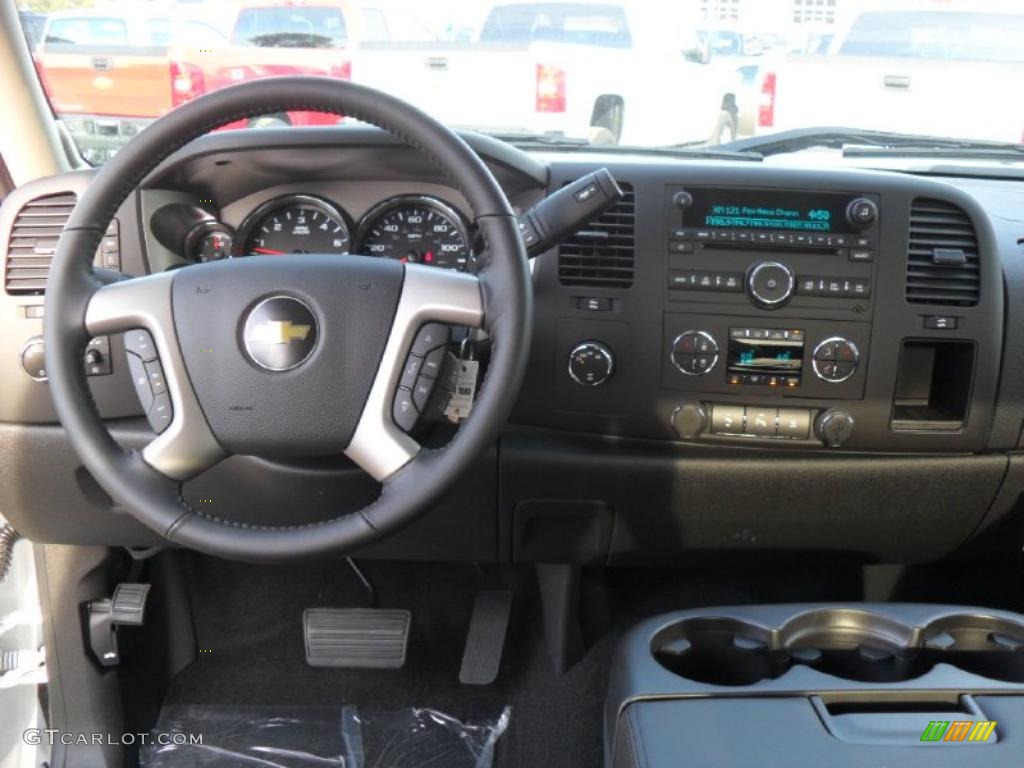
[607,604,1024,768]
[519,163,1003,455]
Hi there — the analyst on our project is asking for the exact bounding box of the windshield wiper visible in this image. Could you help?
[722,127,1024,159]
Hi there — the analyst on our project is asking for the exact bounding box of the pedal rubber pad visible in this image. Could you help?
[459,590,512,685]
[303,608,410,669]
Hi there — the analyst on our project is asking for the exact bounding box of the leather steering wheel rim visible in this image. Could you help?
[44,77,532,562]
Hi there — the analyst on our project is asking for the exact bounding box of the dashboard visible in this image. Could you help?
[2,126,1024,566]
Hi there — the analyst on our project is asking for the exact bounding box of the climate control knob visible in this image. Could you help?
[671,330,719,376]
[812,337,859,383]
[568,341,614,386]
[747,261,795,309]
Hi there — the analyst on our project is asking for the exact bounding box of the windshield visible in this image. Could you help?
[15,0,1024,165]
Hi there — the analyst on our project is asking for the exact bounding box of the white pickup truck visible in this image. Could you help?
[352,1,739,146]
[759,7,1024,142]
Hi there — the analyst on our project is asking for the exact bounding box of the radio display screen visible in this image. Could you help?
[728,331,804,375]
[682,189,856,233]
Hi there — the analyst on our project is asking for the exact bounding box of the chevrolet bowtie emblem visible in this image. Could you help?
[242,296,318,371]
[249,320,312,345]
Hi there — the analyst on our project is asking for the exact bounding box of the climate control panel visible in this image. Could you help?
[661,314,869,400]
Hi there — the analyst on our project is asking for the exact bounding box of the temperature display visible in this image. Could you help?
[727,330,804,375]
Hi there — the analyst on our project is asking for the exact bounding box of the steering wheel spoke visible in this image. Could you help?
[85,272,226,481]
[344,264,483,482]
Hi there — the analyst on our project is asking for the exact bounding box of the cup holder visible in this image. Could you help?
[923,614,1024,683]
[651,609,1024,687]
[652,617,786,686]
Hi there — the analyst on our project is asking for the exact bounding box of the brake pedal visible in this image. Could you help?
[303,608,410,669]
[459,590,512,685]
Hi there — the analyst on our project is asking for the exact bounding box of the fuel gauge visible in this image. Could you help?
[186,222,234,263]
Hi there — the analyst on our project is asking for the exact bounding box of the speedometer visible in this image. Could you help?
[356,196,471,270]
[238,195,351,256]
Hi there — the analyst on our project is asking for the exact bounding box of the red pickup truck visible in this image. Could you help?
[34,2,355,163]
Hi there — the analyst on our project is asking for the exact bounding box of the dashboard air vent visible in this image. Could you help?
[558,182,635,288]
[905,198,980,307]
[4,192,77,295]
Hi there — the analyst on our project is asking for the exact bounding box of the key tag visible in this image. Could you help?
[443,336,481,423]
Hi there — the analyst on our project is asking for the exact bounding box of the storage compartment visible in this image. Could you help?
[891,340,975,430]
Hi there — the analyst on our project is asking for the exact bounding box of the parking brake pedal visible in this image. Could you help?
[459,590,512,685]
[303,608,410,669]
[86,583,151,667]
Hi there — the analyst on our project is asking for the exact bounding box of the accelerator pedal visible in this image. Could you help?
[303,608,410,669]
[459,590,512,685]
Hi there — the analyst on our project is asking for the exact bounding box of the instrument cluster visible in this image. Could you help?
[183,193,473,271]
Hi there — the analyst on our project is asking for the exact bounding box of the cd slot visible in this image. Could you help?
[700,241,844,256]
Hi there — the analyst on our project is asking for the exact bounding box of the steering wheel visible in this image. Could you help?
[44,77,532,562]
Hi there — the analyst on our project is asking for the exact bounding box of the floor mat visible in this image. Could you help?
[141,704,509,768]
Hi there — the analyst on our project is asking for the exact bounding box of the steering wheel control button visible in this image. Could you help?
[411,323,450,357]
[671,331,718,376]
[124,329,157,362]
[816,410,855,448]
[20,338,47,381]
[747,261,795,308]
[144,360,167,395]
[813,337,859,383]
[710,405,744,435]
[148,393,173,434]
[412,374,437,412]
[392,388,418,432]
[568,341,615,386]
[421,346,447,377]
[242,295,318,372]
[127,353,155,412]
[399,355,423,390]
[846,197,879,229]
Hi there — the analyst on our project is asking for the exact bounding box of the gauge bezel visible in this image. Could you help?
[184,220,235,263]
[234,194,353,257]
[354,194,473,270]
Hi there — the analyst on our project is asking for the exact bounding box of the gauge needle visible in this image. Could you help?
[251,247,286,255]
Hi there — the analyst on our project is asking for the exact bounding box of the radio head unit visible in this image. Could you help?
[680,189,873,234]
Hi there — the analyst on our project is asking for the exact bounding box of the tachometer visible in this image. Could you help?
[238,195,351,256]
[356,196,471,270]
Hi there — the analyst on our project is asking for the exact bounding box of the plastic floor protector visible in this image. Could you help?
[139,704,511,768]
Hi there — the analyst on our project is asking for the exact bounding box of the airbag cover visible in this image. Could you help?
[171,254,403,456]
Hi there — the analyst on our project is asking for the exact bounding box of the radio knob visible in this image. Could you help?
[846,198,878,229]
[747,261,795,309]
[568,341,614,386]
[815,409,855,448]
[671,330,719,376]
